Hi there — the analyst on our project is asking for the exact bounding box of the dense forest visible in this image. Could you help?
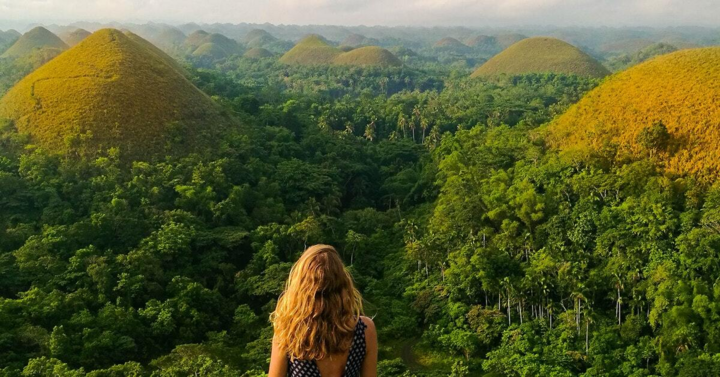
[1,24,720,377]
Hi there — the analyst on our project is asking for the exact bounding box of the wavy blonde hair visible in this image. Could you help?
[271,244,363,361]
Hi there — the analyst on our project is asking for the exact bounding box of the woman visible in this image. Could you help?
[269,244,378,377]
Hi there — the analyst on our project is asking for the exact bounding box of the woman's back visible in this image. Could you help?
[288,318,367,377]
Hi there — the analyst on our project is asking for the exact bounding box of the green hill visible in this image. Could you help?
[184,30,211,50]
[243,47,274,59]
[333,46,401,67]
[184,31,242,57]
[433,37,469,52]
[494,33,527,48]
[279,35,342,65]
[192,42,229,59]
[547,47,720,178]
[150,27,187,50]
[341,33,379,47]
[60,28,91,47]
[471,37,610,78]
[599,38,655,55]
[1,27,68,58]
[0,28,232,160]
[0,29,21,52]
[242,29,277,48]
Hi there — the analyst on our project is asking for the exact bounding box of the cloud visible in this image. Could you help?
[0,0,718,27]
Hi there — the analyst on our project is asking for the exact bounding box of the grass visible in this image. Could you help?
[60,29,91,47]
[192,42,228,59]
[333,46,402,67]
[243,47,273,59]
[471,37,610,78]
[547,47,720,178]
[0,28,232,160]
[279,35,342,65]
[1,27,68,58]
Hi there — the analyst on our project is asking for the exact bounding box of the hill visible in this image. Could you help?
[60,28,91,46]
[242,29,277,48]
[243,47,274,59]
[433,37,469,52]
[184,30,210,50]
[192,42,229,59]
[471,37,610,78]
[494,33,528,48]
[547,47,720,178]
[279,35,342,65]
[341,33,379,47]
[333,46,401,67]
[599,38,655,55]
[184,31,242,57]
[606,42,678,71]
[1,27,68,58]
[0,29,231,160]
[0,29,21,52]
[150,27,186,50]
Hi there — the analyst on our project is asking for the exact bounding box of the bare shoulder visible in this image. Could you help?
[360,316,376,334]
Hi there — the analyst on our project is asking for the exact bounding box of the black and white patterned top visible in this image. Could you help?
[287,318,367,377]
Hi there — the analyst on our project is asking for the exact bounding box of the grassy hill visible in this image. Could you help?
[150,27,186,50]
[471,37,610,78]
[433,37,469,52]
[193,42,229,59]
[279,35,342,65]
[341,33,379,47]
[333,46,401,67]
[1,27,68,58]
[60,28,91,47]
[243,47,274,59]
[599,38,655,55]
[547,47,720,178]
[606,42,678,71]
[242,29,277,47]
[124,31,190,77]
[494,33,528,48]
[184,30,242,58]
[0,30,21,53]
[0,28,232,160]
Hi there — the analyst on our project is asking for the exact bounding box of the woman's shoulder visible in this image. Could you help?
[359,316,376,333]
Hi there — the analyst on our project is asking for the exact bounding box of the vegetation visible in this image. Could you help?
[0,30,20,53]
[472,37,610,79]
[60,29,91,47]
[2,21,720,377]
[0,29,232,160]
[279,35,343,65]
[606,43,678,71]
[243,47,274,59]
[333,46,402,67]
[549,47,720,178]
[1,27,68,58]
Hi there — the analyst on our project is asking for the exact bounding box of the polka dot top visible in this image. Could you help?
[287,318,367,377]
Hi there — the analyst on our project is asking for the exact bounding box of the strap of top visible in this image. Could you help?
[287,318,367,377]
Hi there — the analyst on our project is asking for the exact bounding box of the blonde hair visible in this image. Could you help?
[271,244,363,361]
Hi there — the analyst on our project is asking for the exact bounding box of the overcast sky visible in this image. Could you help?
[1,0,719,27]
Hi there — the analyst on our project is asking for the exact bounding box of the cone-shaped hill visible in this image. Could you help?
[471,37,610,78]
[0,29,232,160]
[1,27,68,58]
[124,31,190,77]
[433,37,469,51]
[150,27,186,50]
[341,33,379,47]
[244,47,274,59]
[333,46,402,67]
[185,31,242,58]
[279,35,342,65]
[494,33,528,48]
[547,47,720,178]
[0,29,21,51]
[242,29,277,48]
[60,29,91,47]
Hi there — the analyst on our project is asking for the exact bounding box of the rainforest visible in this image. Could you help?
[1,19,720,377]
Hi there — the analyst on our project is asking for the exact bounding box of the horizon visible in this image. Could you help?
[2,0,720,30]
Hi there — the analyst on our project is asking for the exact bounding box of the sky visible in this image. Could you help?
[1,0,719,28]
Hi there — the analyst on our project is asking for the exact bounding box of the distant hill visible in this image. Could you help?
[433,37,469,52]
[471,37,610,78]
[1,27,68,58]
[242,29,277,47]
[185,30,242,58]
[547,47,720,178]
[279,35,342,65]
[0,29,232,160]
[341,33,379,47]
[599,38,655,55]
[150,27,186,50]
[606,43,678,72]
[333,46,401,67]
[60,28,91,46]
[243,47,274,59]
[494,33,528,48]
[0,29,21,53]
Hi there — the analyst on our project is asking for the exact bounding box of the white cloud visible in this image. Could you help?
[0,0,718,27]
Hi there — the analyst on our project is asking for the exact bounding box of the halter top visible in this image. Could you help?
[287,318,367,377]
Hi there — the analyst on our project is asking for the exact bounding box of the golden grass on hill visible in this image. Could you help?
[333,46,401,67]
[471,37,610,78]
[1,27,68,58]
[60,29,91,47]
[547,47,720,178]
[124,31,190,77]
[243,47,274,59]
[279,35,342,65]
[0,28,232,160]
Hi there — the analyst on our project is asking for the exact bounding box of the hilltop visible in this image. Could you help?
[60,28,91,46]
[0,29,21,52]
[494,33,528,48]
[242,29,277,47]
[547,47,720,178]
[333,46,401,67]
[341,33,379,47]
[1,27,68,58]
[0,29,232,160]
[279,35,342,65]
[433,37,469,52]
[150,27,186,50]
[185,30,242,58]
[471,37,610,78]
[243,47,274,59]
